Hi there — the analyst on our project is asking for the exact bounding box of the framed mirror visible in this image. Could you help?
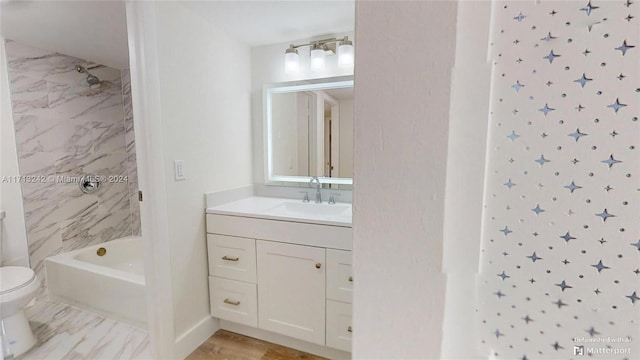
[264,76,353,186]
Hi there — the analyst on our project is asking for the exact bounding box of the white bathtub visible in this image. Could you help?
[45,236,147,328]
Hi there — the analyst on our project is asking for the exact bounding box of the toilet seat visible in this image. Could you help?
[0,266,37,295]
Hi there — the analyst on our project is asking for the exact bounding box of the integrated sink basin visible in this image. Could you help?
[267,202,351,218]
[206,196,352,227]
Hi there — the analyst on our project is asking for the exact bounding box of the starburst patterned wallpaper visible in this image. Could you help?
[477,1,639,359]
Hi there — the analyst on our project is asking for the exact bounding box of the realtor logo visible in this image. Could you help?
[574,345,585,356]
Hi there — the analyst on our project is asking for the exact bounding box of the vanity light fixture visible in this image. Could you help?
[284,36,354,74]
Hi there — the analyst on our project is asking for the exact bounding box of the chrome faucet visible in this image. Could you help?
[309,176,322,203]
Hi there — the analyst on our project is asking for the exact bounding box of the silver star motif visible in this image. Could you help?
[574,73,593,87]
[552,300,568,309]
[568,129,588,141]
[543,50,561,63]
[541,32,556,41]
[615,40,635,55]
[591,260,610,272]
[556,281,572,291]
[586,327,600,337]
[507,131,520,141]
[595,209,616,221]
[500,226,513,236]
[580,1,599,16]
[535,154,550,165]
[523,315,533,324]
[630,240,640,251]
[575,104,585,111]
[531,205,545,215]
[626,14,634,21]
[607,98,627,113]
[587,21,601,32]
[560,232,576,242]
[617,73,626,80]
[609,130,619,137]
[601,154,622,168]
[504,179,516,189]
[627,292,640,304]
[571,158,580,165]
[583,49,591,56]
[604,185,613,191]
[564,181,582,193]
[513,12,526,22]
[495,290,506,298]
[498,271,510,280]
[539,103,555,115]
[594,289,601,295]
[527,252,542,262]
[512,81,524,92]
[495,329,504,338]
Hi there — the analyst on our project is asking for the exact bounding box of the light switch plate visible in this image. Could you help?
[174,160,186,180]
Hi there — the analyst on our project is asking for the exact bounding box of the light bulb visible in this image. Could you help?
[310,45,326,72]
[284,47,300,74]
[338,38,354,68]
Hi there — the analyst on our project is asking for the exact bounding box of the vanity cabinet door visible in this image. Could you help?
[256,240,326,345]
[326,249,353,303]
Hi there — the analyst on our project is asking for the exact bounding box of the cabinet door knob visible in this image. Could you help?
[222,256,239,262]
[348,276,353,282]
[315,263,322,269]
[347,326,353,333]
[224,298,240,306]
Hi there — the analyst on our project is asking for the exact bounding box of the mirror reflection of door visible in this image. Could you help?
[269,84,353,181]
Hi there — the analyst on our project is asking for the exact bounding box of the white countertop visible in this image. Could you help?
[206,196,352,227]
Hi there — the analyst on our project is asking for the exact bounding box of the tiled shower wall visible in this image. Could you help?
[478,1,638,359]
[4,40,140,279]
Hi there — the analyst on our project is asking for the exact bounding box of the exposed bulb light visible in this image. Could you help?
[284,46,300,74]
[310,44,326,72]
[337,37,354,68]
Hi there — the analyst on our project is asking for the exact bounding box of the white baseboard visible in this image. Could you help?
[174,316,219,359]
[220,320,351,359]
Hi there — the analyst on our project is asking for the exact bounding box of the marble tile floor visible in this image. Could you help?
[14,298,150,360]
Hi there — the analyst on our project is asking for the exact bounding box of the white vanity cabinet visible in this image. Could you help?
[256,241,326,345]
[205,198,353,356]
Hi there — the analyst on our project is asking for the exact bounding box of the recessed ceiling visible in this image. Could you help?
[181,1,355,47]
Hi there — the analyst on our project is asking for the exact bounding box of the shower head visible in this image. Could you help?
[76,65,101,87]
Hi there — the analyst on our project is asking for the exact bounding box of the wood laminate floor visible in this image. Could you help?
[186,330,328,360]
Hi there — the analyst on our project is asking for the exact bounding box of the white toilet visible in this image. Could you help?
[0,210,40,357]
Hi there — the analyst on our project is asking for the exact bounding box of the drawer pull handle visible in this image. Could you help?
[222,256,239,262]
[224,299,240,306]
[347,326,352,333]
[348,276,353,282]
[315,263,322,269]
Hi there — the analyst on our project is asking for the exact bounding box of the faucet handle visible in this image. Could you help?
[328,193,341,205]
[299,191,310,203]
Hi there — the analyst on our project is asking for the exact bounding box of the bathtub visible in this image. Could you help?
[45,236,147,328]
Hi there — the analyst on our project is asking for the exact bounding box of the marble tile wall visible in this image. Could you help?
[122,68,141,236]
[4,40,140,279]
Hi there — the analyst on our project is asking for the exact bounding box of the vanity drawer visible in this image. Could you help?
[326,300,352,352]
[207,234,257,283]
[326,249,353,303]
[209,276,257,328]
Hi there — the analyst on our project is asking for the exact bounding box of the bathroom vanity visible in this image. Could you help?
[205,196,353,357]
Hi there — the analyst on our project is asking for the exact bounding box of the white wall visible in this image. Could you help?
[440,1,492,358]
[251,33,354,184]
[152,0,253,349]
[352,1,457,358]
[0,38,29,267]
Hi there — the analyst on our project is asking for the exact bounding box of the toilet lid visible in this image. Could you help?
[0,266,37,295]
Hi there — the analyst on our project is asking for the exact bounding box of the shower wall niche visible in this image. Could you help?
[3,40,140,279]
